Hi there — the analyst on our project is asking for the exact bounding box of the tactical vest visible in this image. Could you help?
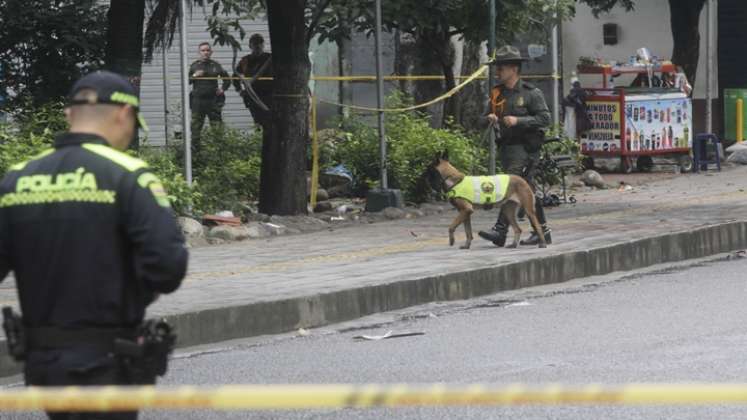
[447,175,510,205]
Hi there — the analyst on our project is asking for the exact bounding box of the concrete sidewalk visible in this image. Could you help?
[2,166,747,376]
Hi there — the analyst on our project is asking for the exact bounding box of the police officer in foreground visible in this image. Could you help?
[0,71,188,419]
[478,45,553,246]
[190,42,231,154]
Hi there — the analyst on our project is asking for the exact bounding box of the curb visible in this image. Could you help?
[1,221,746,377]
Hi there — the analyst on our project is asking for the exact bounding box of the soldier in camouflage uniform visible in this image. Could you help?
[478,45,553,247]
[189,42,230,155]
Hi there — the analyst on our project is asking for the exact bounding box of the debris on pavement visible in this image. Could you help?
[203,214,242,227]
[507,301,533,307]
[297,328,311,337]
[353,330,426,341]
[618,182,633,192]
[727,250,746,260]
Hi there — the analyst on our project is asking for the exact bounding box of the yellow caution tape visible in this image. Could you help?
[316,65,488,113]
[6,384,747,411]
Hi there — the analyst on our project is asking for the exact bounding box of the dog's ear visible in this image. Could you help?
[441,149,449,161]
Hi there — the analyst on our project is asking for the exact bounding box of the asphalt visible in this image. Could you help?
[1,165,747,376]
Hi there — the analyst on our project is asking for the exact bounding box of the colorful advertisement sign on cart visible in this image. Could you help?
[624,97,692,152]
[581,94,692,154]
[581,101,621,153]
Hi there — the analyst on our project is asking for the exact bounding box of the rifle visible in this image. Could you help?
[239,56,272,112]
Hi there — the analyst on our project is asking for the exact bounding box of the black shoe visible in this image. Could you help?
[520,227,552,246]
[478,228,507,247]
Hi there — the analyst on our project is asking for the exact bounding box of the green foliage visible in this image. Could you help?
[576,0,636,18]
[0,103,64,174]
[370,0,575,46]
[0,105,264,216]
[137,147,200,216]
[331,91,487,203]
[0,0,107,108]
[189,126,262,215]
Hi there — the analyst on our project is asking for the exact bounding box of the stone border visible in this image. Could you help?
[1,221,745,377]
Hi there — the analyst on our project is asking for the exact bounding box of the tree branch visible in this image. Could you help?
[306,0,333,43]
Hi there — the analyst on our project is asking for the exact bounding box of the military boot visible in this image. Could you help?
[520,225,552,246]
[478,221,508,247]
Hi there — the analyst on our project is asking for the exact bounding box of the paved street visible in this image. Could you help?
[8,253,747,419]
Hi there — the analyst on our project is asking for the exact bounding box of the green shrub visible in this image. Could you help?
[137,147,199,216]
[0,104,265,216]
[331,91,488,203]
[0,103,62,174]
[188,126,262,215]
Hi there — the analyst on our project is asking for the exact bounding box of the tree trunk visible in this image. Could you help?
[105,0,145,148]
[437,40,459,126]
[458,40,486,131]
[262,0,310,215]
[413,34,445,128]
[336,36,353,118]
[394,30,417,97]
[669,0,707,86]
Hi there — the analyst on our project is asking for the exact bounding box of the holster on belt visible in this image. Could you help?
[114,319,176,384]
[1,307,176,383]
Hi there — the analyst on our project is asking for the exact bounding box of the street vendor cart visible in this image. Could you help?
[576,61,693,173]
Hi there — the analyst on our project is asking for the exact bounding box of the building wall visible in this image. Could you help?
[561,1,718,100]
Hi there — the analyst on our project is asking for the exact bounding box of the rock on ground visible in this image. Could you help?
[178,217,204,239]
[581,170,606,189]
[208,225,252,242]
[727,149,747,165]
[260,222,287,236]
[383,207,407,220]
[246,223,271,239]
[313,201,333,213]
[270,215,330,233]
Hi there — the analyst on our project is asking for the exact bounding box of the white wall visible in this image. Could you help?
[562,1,717,99]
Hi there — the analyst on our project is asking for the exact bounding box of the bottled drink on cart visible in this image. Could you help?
[683,125,689,147]
[626,128,632,151]
[668,126,674,148]
[634,107,639,121]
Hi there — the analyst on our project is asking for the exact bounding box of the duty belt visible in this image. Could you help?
[26,326,136,352]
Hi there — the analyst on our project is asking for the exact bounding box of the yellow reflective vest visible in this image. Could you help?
[446,175,510,205]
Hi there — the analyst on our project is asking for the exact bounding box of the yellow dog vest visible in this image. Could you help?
[447,175,510,205]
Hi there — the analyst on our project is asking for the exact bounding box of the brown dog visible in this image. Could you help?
[425,151,546,249]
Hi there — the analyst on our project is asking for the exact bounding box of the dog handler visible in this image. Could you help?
[0,71,188,420]
[478,45,553,247]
